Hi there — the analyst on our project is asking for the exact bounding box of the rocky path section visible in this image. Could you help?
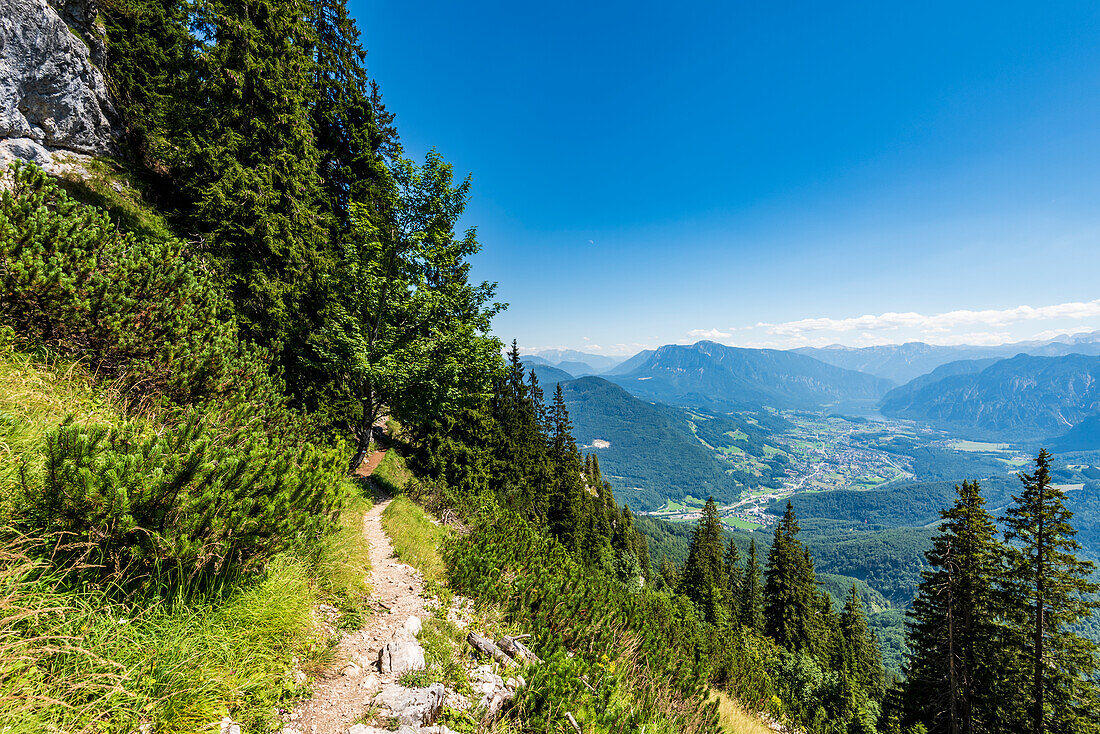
[283,498,435,734]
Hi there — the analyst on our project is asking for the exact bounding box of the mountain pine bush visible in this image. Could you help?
[0,163,276,409]
[14,405,345,590]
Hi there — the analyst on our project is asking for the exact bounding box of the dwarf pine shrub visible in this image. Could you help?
[13,405,344,591]
[0,162,276,409]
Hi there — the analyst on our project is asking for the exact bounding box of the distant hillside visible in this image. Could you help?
[607,341,892,411]
[797,331,1100,384]
[604,349,656,375]
[879,353,1100,437]
[530,364,575,386]
[1053,414,1100,452]
[556,360,597,375]
[557,377,744,509]
[879,357,999,414]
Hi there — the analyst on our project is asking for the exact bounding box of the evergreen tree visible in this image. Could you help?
[841,585,886,702]
[658,554,679,593]
[679,497,727,625]
[725,537,742,608]
[764,502,817,652]
[739,538,765,633]
[185,0,333,351]
[546,384,583,551]
[903,480,1003,734]
[999,451,1100,734]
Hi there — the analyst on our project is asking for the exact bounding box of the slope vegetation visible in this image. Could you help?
[609,341,892,411]
[879,353,1100,438]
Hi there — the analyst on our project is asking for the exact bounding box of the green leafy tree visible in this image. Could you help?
[999,451,1100,734]
[903,480,1003,734]
[311,152,503,471]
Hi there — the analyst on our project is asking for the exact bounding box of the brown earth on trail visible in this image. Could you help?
[284,497,429,734]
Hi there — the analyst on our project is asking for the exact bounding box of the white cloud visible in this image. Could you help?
[687,328,732,340]
[756,299,1100,338]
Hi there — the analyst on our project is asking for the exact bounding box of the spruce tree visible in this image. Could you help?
[725,537,742,604]
[679,497,727,625]
[903,480,1003,734]
[764,501,817,651]
[841,585,886,702]
[739,538,765,633]
[999,451,1100,734]
[546,384,583,551]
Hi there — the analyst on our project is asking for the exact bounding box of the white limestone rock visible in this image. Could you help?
[1,0,120,155]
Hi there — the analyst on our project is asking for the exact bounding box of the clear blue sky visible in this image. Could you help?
[350,1,1100,355]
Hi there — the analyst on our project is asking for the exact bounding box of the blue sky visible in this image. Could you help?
[350,1,1100,355]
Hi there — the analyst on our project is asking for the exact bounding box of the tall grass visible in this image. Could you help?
[0,340,376,729]
[381,494,448,584]
[1,488,376,732]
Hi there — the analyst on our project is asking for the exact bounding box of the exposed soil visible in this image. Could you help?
[285,495,429,734]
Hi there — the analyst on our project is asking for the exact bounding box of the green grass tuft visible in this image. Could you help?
[381,494,448,584]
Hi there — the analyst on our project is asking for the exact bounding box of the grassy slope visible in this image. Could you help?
[377,470,774,734]
[0,347,374,731]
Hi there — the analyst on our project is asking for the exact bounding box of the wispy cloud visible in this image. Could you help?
[756,299,1100,338]
[687,328,733,339]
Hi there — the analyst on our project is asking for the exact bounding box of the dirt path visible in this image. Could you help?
[286,498,429,734]
[354,449,387,479]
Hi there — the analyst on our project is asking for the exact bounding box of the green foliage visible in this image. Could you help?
[902,480,1004,734]
[445,508,725,734]
[680,497,730,625]
[0,163,276,409]
[764,502,819,653]
[14,406,345,590]
[998,451,1100,732]
[310,152,503,469]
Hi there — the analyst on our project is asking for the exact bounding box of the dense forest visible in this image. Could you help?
[1,1,1099,732]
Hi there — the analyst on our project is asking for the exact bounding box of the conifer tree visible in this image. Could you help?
[999,451,1100,734]
[726,539,743,616]
[904,480,1004,734]
[841,585,886,702]
[546,384,583,551]
[739,538,765,633]
[680,497,728,625]
[659,554,680,592]
[764,502,817,651]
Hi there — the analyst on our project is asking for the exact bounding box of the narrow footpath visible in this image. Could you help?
[284,496,430,734]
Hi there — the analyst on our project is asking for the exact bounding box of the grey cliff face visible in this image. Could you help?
[1,0,120,156]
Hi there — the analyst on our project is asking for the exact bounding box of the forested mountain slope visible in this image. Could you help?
[879,353,1100,437]
[608,340,892,411]
[556,377,745,508]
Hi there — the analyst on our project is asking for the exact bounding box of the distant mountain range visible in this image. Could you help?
[797,331,1100,384]
[522,349,623,374]
[605,341,892,411]
[879,353,1100,438]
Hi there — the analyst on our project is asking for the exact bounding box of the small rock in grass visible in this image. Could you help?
[403,616,422,637]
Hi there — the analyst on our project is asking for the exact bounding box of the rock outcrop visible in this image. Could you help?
[1,0,120,157]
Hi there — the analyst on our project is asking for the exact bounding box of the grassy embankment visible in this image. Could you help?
[373,451,777,734]
[0,346,374,732]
